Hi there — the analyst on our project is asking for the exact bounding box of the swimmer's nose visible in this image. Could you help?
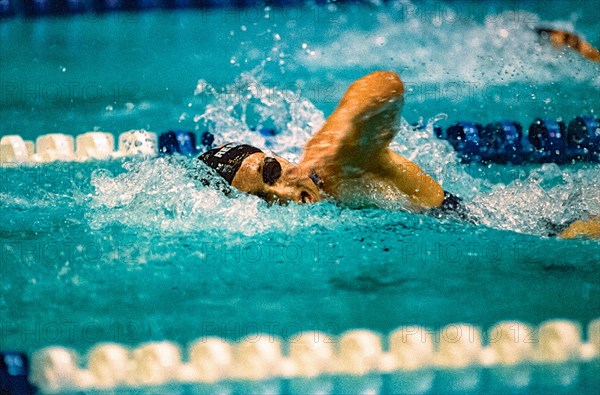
[300,190,314,204]
[302,180,323,202]
[298,176,322,204]
[280,166,321,203]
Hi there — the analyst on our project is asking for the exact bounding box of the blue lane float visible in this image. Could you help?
[0,351,36,395]
[528,118,567,163]
[441,116,599,164]
[432,125,443,139]
[480,120,525,164]
[137,0,164,10]
[0,0,17,18]
[445,121,484,163]
[23,0,89,16]
[92,0,159,13]
[568,116,600,161]
[163,0,197,8]
[0,0,371,16]
[161,116,599,164]
[199,130,215,150]
[92,0,121,12]
[23,0,51,16]
[158,130,198,155]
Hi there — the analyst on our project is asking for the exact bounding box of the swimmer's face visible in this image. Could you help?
[231,152,322,204]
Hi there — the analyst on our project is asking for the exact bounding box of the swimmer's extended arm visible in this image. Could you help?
[536,27,600,62]
[301,71,444,209]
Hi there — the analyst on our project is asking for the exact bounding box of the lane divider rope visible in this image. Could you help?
[1,318,598,393]
[1,116,598,166]
[2,0,330,18]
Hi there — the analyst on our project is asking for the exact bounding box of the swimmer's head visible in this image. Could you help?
[199,143,322,204]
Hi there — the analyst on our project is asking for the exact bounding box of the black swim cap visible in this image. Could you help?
[198,143,262,184]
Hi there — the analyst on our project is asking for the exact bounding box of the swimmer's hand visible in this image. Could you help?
[560,216,600,239]
[535,27,600,62]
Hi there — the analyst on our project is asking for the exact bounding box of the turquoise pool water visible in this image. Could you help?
[1,0,600,393]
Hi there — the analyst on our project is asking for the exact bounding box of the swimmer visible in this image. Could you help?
[535,27,600,62]
[197,71,599,239]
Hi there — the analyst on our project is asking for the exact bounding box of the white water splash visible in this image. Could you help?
[391,115,484,197]
[193,67,325,162]
[468,164,600,235]
[87,156,376,237]
[301,5,600,88]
